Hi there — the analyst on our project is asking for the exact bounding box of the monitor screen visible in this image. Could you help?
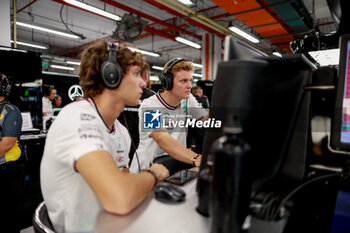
[326,0,350,34]
[326,0,342,30]
[223,36,266,61]
[331,34,350,150]
[0,47,42,83]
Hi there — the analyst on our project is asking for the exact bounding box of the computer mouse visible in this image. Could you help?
[154,183,186,203]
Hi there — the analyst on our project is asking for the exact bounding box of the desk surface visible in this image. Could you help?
[95,180,210,233]
[20,133,46,141]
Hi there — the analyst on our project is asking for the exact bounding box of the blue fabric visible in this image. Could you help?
[331,190,350,233]
[0,102,22,139]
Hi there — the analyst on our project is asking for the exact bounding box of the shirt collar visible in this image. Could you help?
[86,98,115,134]
[156,90,180,110]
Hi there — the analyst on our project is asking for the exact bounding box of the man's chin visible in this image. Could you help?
[183,94,190,99]
[128,99,140,107]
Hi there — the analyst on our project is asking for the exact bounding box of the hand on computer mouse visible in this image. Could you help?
[150,163,170,181]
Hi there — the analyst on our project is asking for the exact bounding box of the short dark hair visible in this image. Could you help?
[42,84,55,97]
[79,40,144,98]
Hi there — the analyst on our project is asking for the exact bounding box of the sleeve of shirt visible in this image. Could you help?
[187,94,208,120]
[70,121,108,162]
[42,98,47,113]
[2,106,22,138]
[42,97,51,114]
[53,107,110,164]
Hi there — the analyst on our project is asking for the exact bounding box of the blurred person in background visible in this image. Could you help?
[42,84,57,117]
[0,73,24,233]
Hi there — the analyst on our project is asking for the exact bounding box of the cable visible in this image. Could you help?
[272,173,348,220]
[255,192,281,220]
[121,111,141,172]
[59,4,86,40]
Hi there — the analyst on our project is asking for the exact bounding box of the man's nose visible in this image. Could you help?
[140,78,146,88]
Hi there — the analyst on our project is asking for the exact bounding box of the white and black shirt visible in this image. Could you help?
[40,98,130,233]
[130,91,207,172]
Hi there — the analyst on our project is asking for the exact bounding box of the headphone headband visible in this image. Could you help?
[160,58,187,91]
[163,58,185,76]
[100,42,123,89]
[107,42,118,63]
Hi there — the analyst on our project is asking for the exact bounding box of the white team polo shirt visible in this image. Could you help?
[130,91,207,172]
[40,98,130,233]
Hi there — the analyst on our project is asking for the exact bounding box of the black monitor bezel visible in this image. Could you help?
[331,34,350,150]
[223,36,267,61]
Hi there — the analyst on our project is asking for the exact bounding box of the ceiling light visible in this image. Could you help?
[177,0,194,6]
[50,65,75,71]
[228,25,260,44]
[152,66,164,71]
[272,52,282,57]
[43,71,78,77]
[150,76,159,81]
[308,48,339,67]
[193,63,203,68]
[128,47,161,57]
[175,37,201,49]
[10,40,48,49]
[192,73,202,78]
[67,61,81,65]
[0,47,27,53]
[63,0,121,21]
[16,22,80,39]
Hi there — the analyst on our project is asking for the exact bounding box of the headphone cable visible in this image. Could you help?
[272,172,347,220]
[121,111,141,173]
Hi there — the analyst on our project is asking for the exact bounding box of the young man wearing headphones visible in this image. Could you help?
[0,73,24,233]
[40,41,169,233]
[130,58,208,175]
[42,84,57,117]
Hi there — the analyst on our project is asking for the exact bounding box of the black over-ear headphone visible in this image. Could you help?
[160,57,185,90]
[0,73,11,97]
[100,42,123,89]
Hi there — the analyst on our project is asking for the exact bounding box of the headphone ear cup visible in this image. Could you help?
[160,73,173,90]
[100,61,123,89]
[160,74,168,90]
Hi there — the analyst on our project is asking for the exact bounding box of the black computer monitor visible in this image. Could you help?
[197,54,316,228]
[331,34,350,150]
[0,47,42,83]
[223,36,267,61]
[326,0,350,35]
[201,54,315,180]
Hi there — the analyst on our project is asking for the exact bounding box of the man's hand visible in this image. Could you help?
[0,137,17,157]
[194,154,202,167]
[150,163,170,181]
